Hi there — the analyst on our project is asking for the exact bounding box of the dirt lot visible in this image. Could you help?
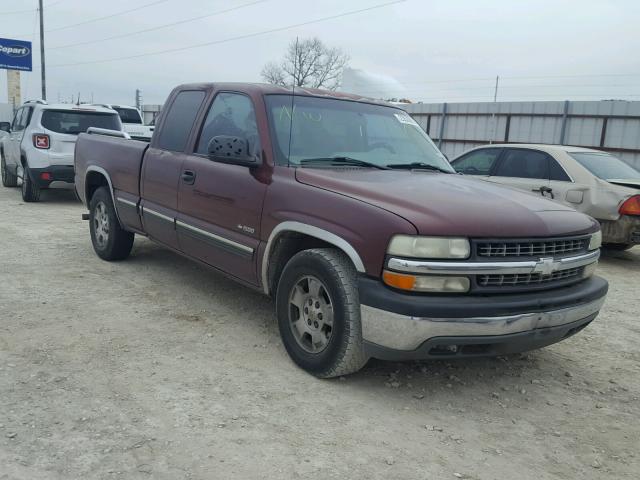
[0,186,638,480]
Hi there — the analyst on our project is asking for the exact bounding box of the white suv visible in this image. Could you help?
[0,100,121,202]
[93,104,154,141]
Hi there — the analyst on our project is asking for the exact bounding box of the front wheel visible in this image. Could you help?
[275,248,368,378]
[89,186,134,261]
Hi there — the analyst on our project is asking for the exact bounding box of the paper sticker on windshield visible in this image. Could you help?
[394,113,420,127]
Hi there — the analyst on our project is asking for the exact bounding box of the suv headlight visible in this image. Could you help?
[387,235,470,259]
[588,231,602,251]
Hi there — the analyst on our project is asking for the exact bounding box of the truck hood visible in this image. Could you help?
[295,168,598,237]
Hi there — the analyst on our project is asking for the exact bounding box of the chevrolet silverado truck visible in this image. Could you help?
[74,83,608,378]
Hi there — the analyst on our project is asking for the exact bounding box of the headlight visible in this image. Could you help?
[588,231,602,250]
[387,235,470,259]
[383,270,470,293]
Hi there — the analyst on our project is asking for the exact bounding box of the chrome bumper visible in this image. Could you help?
[361,296,605,352]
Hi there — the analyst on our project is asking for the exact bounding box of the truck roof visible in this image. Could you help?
[175,82,395,108]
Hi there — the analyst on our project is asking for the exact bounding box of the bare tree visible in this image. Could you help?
[260,37,349,91]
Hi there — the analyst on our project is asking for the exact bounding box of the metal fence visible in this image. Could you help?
[403,100,640,169]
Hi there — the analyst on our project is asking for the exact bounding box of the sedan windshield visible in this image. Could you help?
[570,152,640,180]
[265,94,452,171]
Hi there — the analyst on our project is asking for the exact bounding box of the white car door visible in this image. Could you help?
[488,148,554,200]
[6,107,26,168]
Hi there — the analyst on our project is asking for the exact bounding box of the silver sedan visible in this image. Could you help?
[450,144,640,249]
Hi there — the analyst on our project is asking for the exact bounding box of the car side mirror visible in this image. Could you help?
[0,122,10,133]
[207,135,259,167]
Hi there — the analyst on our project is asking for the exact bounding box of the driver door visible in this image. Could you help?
[176,91,266,285]
[488,148,553,199]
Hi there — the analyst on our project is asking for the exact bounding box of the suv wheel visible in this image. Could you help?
[276,248,368,378]
[1,152,18,187]
[21,164,41,202]
[89,186,134,260]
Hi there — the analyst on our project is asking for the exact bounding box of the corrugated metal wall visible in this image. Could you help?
[403,100,640,169]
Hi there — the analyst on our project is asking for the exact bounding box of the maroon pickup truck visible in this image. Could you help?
[74,83,608,377]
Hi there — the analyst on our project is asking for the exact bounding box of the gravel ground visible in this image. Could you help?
[1,186,639,480]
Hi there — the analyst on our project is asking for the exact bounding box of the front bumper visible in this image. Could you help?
[359,276,608,360]
[28,165,75,187]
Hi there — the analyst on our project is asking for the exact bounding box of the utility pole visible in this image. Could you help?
[493,75,499,102]
[135,89,142,110]
[39,0,47,100]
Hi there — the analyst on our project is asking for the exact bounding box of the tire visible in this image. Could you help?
[89,186,134,261]
[275,248,368,378]
[1,151,18,187]
[21,163,41,202]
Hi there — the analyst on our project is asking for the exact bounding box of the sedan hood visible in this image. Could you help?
[295,168,598,237]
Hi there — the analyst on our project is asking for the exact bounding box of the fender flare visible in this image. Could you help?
[261,221,366,294]
[85,166,123,225]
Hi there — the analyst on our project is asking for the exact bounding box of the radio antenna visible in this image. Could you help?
[286,36,298,168]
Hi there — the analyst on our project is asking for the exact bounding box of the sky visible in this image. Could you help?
[1,0,639,106]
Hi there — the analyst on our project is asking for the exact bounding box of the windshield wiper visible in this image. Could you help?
[299,157,390,170]
[386,162,453,173]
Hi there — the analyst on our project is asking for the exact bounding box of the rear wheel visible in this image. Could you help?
[275,248,368,378]
[89,186,134,260]
[1,152,18,187]
[21,164,41,202]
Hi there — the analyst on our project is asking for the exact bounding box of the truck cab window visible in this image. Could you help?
[156,90,205,152]
[196,92,259,155]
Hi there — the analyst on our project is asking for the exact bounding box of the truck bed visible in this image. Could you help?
[75,132,149,207]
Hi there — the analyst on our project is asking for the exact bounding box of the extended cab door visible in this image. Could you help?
[489,148,554,199]
[176,91,267,285]
[140,90,206,249]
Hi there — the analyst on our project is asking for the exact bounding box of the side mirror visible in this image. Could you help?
[0,122,10,133]
[207,135,258,167]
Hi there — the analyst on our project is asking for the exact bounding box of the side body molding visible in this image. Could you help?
[261,221,366,295]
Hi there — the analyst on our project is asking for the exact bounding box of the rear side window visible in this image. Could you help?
[114,107,142,124]
[157,90,206,152]
[494,149,549,179]
[41,110,120,134]
[452,148,501,175]
[549,159,571,181]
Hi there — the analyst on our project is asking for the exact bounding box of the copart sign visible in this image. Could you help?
[0,38,32,72]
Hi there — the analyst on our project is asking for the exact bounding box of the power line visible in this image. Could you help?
[52,0,269,49]
[48,0,406,68]
[0,0,66,16]
[22,0,171,34]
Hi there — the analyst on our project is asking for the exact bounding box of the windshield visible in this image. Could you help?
[265,94,452,171]
[570,152,640,180]
[114,107,142,124]
[41,110,121,135]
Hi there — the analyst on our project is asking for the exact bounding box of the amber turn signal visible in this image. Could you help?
[619,195,640,216]
[382,270,416,290]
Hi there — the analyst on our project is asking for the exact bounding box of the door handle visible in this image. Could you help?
[181,170,196,185]
[532,186,554,199]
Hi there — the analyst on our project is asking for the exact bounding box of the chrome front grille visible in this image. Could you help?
[477,267,583,288]
[476,238,588,258]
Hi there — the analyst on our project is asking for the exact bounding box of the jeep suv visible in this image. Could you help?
[0,100,121,202]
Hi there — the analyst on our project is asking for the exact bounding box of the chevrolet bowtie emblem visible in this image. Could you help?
[532,257,559,276]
